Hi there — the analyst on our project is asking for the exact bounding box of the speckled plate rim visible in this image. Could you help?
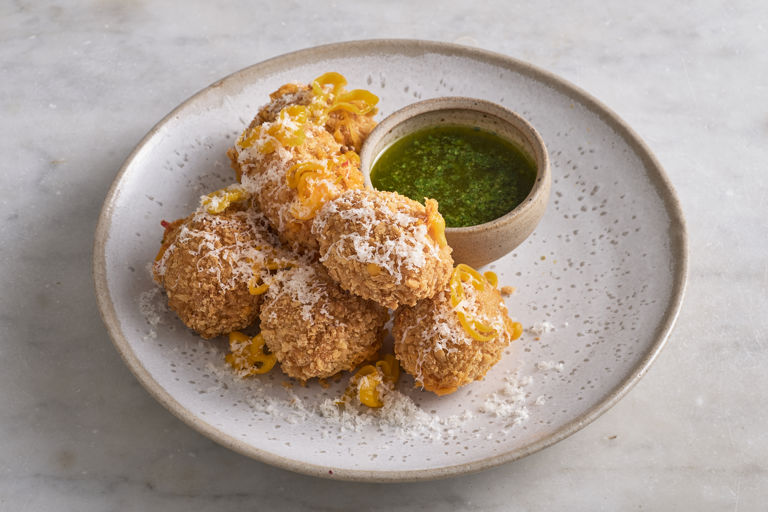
[93,39,688,482]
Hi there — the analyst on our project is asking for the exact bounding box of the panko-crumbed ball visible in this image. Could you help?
[237,123,363,254]
[227,82,313,181]
[259,263,389,381]
[312,189,453,309]
[152,200,297,339]
[226,74,378,254]
[393,267,519,395]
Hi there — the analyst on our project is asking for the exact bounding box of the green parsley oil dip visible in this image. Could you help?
[370,125,537,227]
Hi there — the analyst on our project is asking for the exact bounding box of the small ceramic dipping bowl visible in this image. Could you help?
[360,97,551,268]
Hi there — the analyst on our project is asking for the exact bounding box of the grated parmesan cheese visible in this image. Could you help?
[480,374,532,428]
[528,321,556,336]
[138,287,166,340]
[265,265,330,322]
[535,360,565,372]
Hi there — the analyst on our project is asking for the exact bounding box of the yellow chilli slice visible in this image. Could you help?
[326,89,379,116]
[449,264,508,342]
[334,150,361,167]
[311,72,347,97]
[456,264,486,290]
[267,106,308,145]
[238,105,309,151]
[506,319,524,340]
[236,127,260,149]
[457,311,496,342]
[264,259,294,271]
[425,199,447,248]
[200,186,248,214]
[355,365,383,408]
[248,277,269,296]
[483,271,498,288]
[335,88,379,107]
[346,354,401,409]
[287,161,326,188]
[225,332,276,376]
[375,354,400,384]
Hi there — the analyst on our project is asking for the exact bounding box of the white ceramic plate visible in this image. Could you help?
[94,40,687,481]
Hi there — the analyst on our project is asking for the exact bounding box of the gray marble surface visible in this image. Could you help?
[1,1,766,510]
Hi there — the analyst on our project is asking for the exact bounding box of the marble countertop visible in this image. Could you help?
[2,1,766,510]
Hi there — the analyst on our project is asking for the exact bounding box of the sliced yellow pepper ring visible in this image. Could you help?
[457,264,486,289]
[483,271,498,288]
[425,199,447,248]
[200,186,248,214]
[265,106,308,147]
[282,104,309,122]
[457,311,496,342]
[506,319,524,340]
[255,137,278,154]
[247,260,271,296]
[228,331,250,344]
[336,88,378,106]
[287,161,326,188]
[376,354,400,384]
[311,72,347,97]
[449,265,479,307]
[285,160,342,220]
[248,278,269,295]
[347,354,401,408]
[355,365,383,408]
[327,102,371,116]
[327,89,379,116]
[264,260,294,271]
[449,264,505,342]
[248,104,309,154]
[225,332,276,376]
[236,127,260,149]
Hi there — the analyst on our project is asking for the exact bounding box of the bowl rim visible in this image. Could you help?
[359,96,551,233]
[93,39,688,482]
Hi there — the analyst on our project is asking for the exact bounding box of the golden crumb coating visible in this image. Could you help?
[259,263,389,381]
[393,277,514,395]
[312,189,453,309]
[152,202,295,339]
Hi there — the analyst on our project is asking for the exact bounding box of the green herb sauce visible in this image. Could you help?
[370,125,537,227]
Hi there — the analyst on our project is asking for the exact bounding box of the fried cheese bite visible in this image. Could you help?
[393,265,523,395]
[227,73,378,253]
[239,123,362,254]
[312,188,453,309]
[259,263,389,381]
[152,187,298,339]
